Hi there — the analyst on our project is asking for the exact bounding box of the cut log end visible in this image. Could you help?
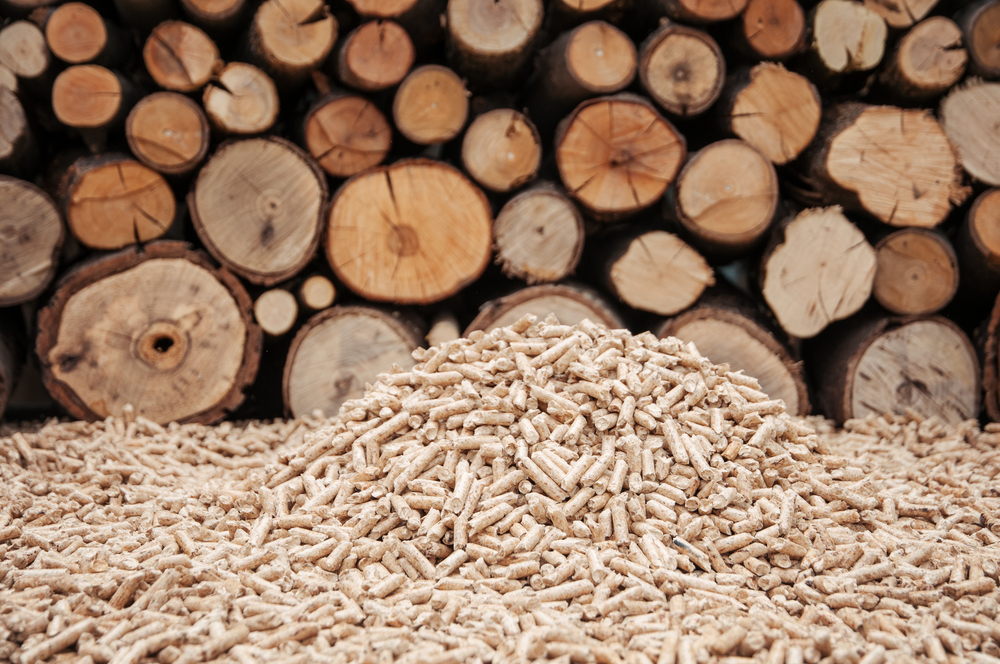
[126,92,210,175]
[347,0,418,17]
[883,17,966,99]
[667,0,749,22]
[255,288,298,336]
[0,21,49,81]
[0,87,30,173]
[940,81,1000,187]
[462,109,541,192]
[45,2,107,64]
[143,21,220,92]
[493,183,584,284]
[639,25,724,117]
[338,20,414,92]
[0,176,63,307]
[253,0,337,79]
[863,0,938,30]
[202,62,279,135]
[969,189,1000,268]
[465,283,623,334]
[446,0,544,89]
[607,231,713,316]
[52,65,121,129]
[565,21,636,94]
[960,0,1000,78]
[873,228,957,316]
[812,0,887,74]
[393,65,469,145]
[741,0,806,60]
[299,274,336,310]
[305,93,391,178]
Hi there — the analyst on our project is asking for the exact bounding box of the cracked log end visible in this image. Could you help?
[202,62,279,135]
[52,65,122,129]
[461,108,541,193]
[126,92,209,176]
[638,23,725,118]
[304,92,391,178]
[143,20,220,92]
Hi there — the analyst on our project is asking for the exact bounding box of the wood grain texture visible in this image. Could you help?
[0,176,63,306]
[465,283,623,333]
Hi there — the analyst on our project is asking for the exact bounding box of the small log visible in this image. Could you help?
[956,0,1000,79]
[810,0,887,76]
[939,81,1000,187]
[283,306,421,418]
[303,91,391,178]
[879,17,966,100]
[601,229,713,316]
[872,228,958,316]
[345,0,445,52]
[652,0,748,23]
[739,0,806,61]
[202,62,279,135]
[493,182,584,284]
[466,283,623,333]
[393,65,469,145]
[143,20,221,93]
[326,159,492,304]
[112,0,177,33]
[864,0,938,30]
[446,0,544,91]
[555,93,686,219]
[255,288,299,336]
[0,176,63,307]
[126,92,210,176]
[180,0,248,36]
[461,108,541,193]
[671,139,778,257]
[722,63,821,165]
[955,188,1000,307]
[638,22,724,118]
[58,154,176,250]
[426,310,461,347]
[51,65,135,148]
[761,207,876,339]
[0,86,37,177]
[36,241,262,424]
[44,2,129,66]
[0,21,51,93]
[812,313,979,425]
[337,20,414,92]
[298,274,336,311]
[807,103,968,228]
[250,0,337,86]
[657,288,809,416]
[189,137,327,286]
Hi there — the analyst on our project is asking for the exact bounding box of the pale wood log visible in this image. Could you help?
[51,65,136,148]
[465,283,623,333]
[58,154,176,250]
[0,64,17,93]
[255,288,298,336]
[809,0,887,76]
[337,20,414,92]
[326,159,492,304]
[143,20,221,92]
[112,0,177,33]
[879,16,966,100]
[872,228,958,316]
[283,306,421,418]
[864,0,938,29]
[189,137,327,286]
[303,91,391,178]
[392,65,469,145]
[721,63,820,165]
[298,274,336,311]
[446,0,544,91]
[126,92,209,177]
[180,0,248,36]
[0,86,37,177]
[638,21,724,117]
[345,0,445,52]
[202,62,279,135]
[955,188,1000,309]
[955,0,1000,79]
[555,93,686,219]
[493,182,584,284]
[761,206,876,339]
[44,2,129,67]
[461,108,541,193]
[939,81,1000,187]
[36,241,262,424]
[426,310,461,347]
[250,0,337,86]
[739,0,806,61]
[0,176,63,307]
[649,0,748,23]
[0,20,51,93]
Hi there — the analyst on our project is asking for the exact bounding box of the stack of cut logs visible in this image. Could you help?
[0,0,998,427]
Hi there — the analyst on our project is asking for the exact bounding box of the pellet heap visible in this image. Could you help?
[1,316,999,664]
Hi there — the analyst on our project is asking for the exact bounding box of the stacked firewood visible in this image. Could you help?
[0,0,998,426]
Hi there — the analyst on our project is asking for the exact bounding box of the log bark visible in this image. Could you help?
[283,306,421,418]
[180,0,248,37]
[143,20,221,92]
[761,206,876,339]
[812,313,979,425]
[345,0,445,52]
[0,20,51,93]
[555,94,686,219]
[254,288,298,336]
[638,21,724,118]
[58,153,176,250]
[337,20,414,92]
[392,65,469,145]
[189,137,327,286]
[426,310,460,347]
[36,241,262,424]
[326,159,493,304]
[298,274,336,311]
[461,108,541,193]
[303,91,391,178]
[0,176,63,307]
[126,92,210,176]
[721,63,820,165]
[872,228,958,316]
[671,139,778,257]
[955,0,1000,79]
[493,182,584,285]
[879,17,966,100]
[112,0,177,33]
[202,62,279,135]
[656,288,809,416]
[738,0,806,61]
[955,188,1000,308]
[864,0,938,30]
[446,0,544,91]
[465,283,623,333]
[250,0,337,86]
[650,0,748,23]
[809,0,887,76]
[939,81,1000,187]
[44,2,129,67]
[807,103,968,228]
[0,86,37,177]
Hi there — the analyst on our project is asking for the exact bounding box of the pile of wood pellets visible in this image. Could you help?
[1,315,999,664]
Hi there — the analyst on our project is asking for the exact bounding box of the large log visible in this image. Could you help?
[126,92,210,176]
[337,20,414,92]
[955,0,1000,79]
[871,228,958,316]
[638,22,724,118]
[939,81,1000,187]
[461,109,541,193]
[0,176,63,307]
[392,65,469,145]
[446,0,544,91]
[466,283,623,333]
[809,0,887,76]
[303,91,392,178]
[878,17,966,100]
[864,0,938,30]
[36,241,262,424]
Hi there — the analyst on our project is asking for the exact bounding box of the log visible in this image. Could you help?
[326,159,492,304]
[601,229,713,316]
[955,188,1000,307]
[0,176,63,307]
[0,64,17,93]
[298,274,336,311]
[51,65,135,149]
[653,0,748,23]
[254,288,298,336]
[337,20,414,92]
[112,0,177,33]
[126,92,210,176]
[426,310,460,347]
[446,0,544,91]
[638,22,724,118]
[189,137,327,286]
[461,108,541,193]
[671,139,778,257]
[555,94,686,219]
[283,306,421,418]
[303,92,391,178]
[493,182,584,284]
[392,65,469,145]
[812,314,979,425]
[761,206,876,339]
[44,2,129,67]
[722,63,821,165]
[0,86,37,177]
[939,81,1000,187]
[143,21,221,93]
[58,154,176,250]
[878,17,966,100]
[36,241,262,424]
[344,0,445,52]
[872,228,958,316]
[807,103,968,229]
[739,0,806,61]
[202,62,279,135]
[250,0,337,86]
[864,0,938,30]
[810,0,887,76]
[466,283,623,333]
[984,289,1000,422]
[180,0,248,36]
[955,0,1000,79]
[656,288,809,416]
[0,21,51,93]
